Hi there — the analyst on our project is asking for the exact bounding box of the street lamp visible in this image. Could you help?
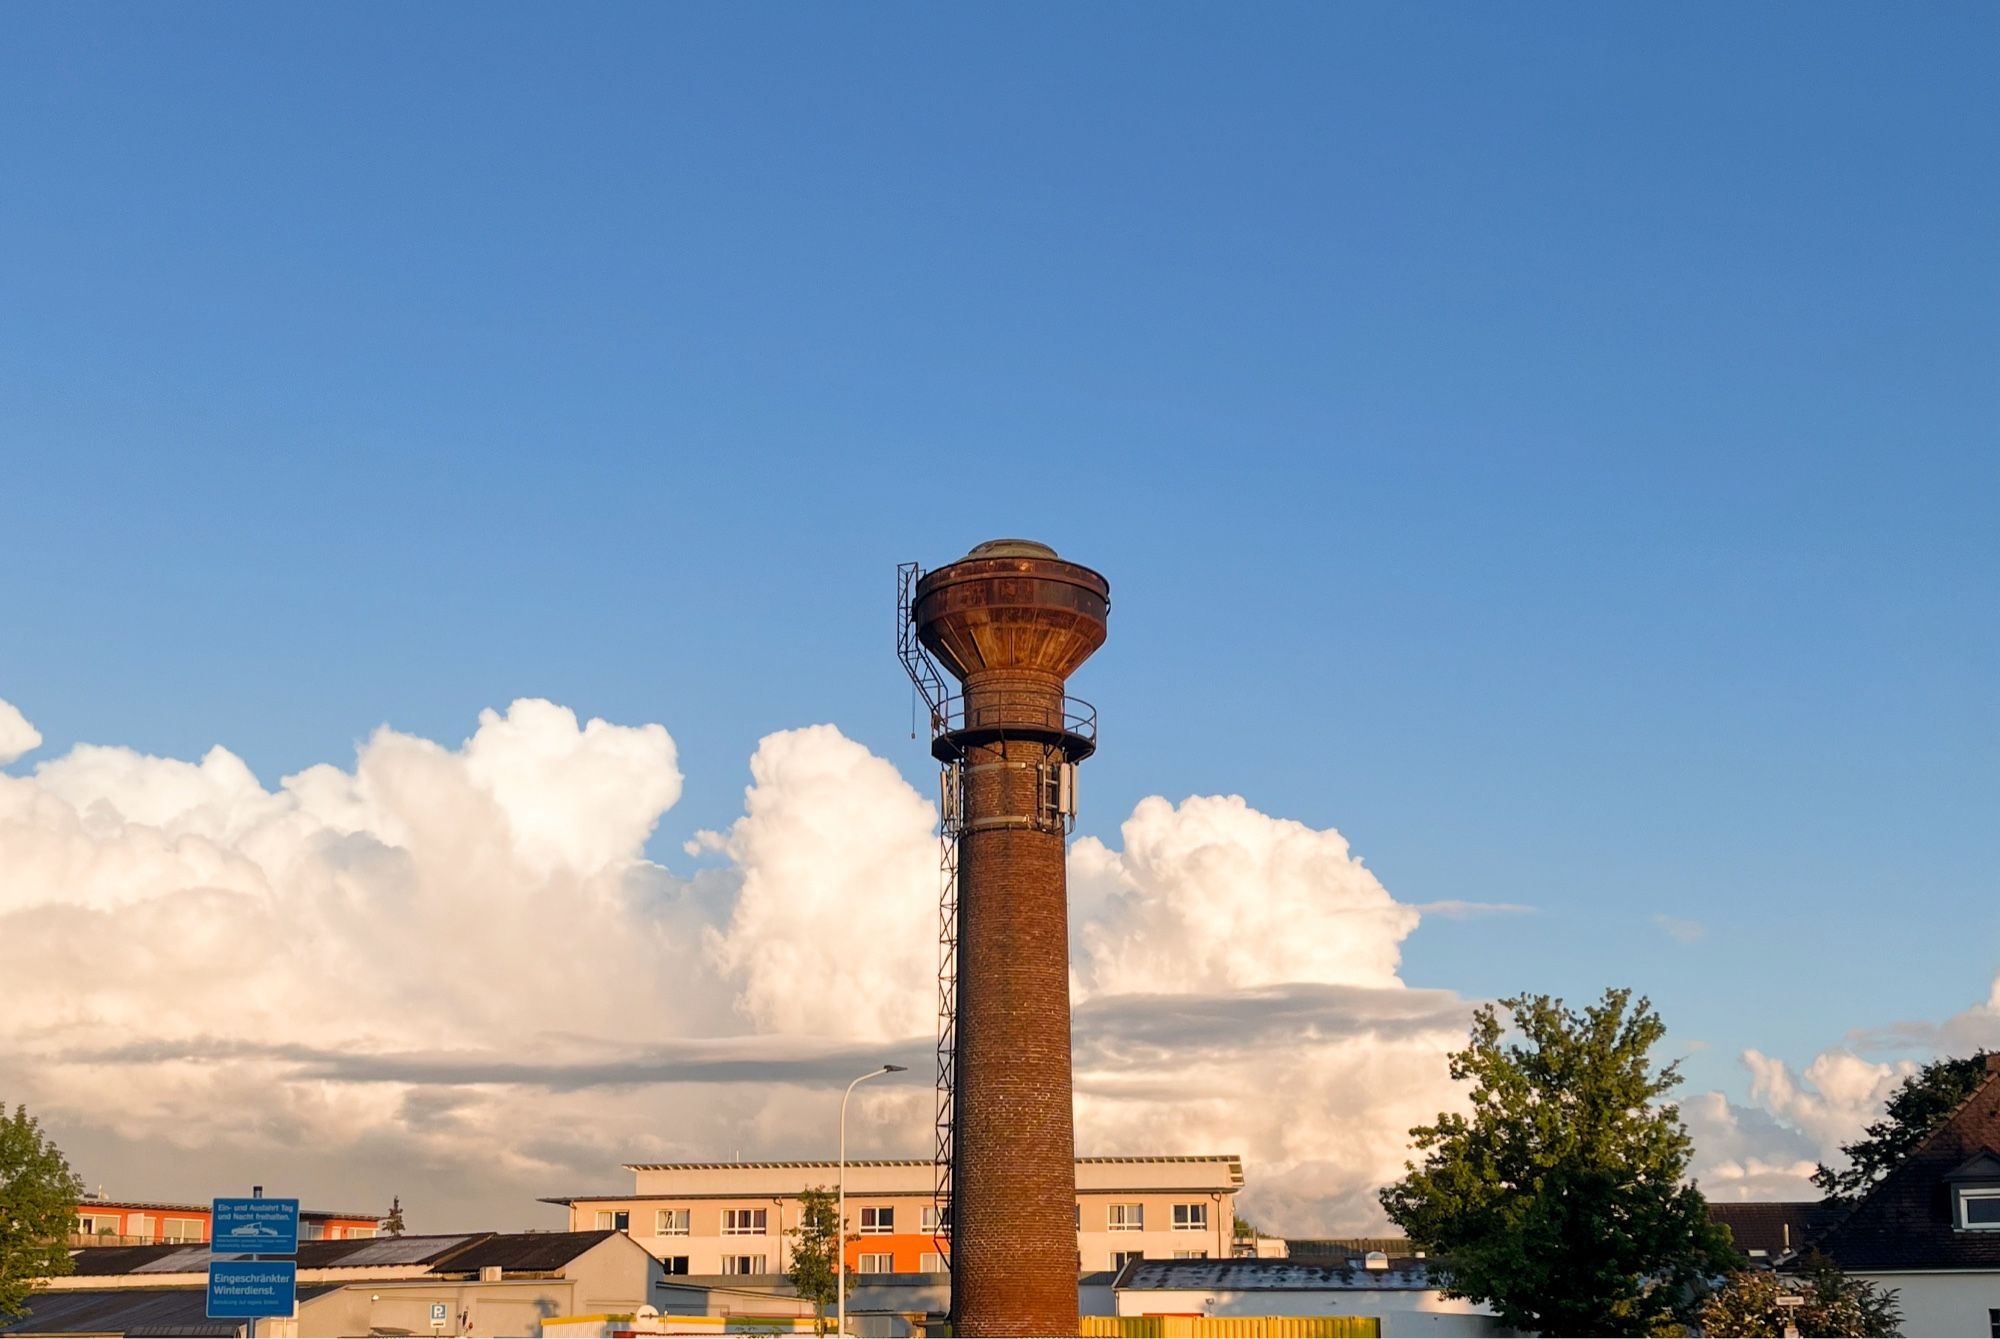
[837,1063,906,1338]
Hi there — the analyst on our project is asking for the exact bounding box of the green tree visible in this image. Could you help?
[1697,1254,1901,1337]
[381,1196,406,1236]
[1812,1052,1993,1204]
[1379,989,1738,1337]
[787,1185,845,1335]
[0,1104,85,1321]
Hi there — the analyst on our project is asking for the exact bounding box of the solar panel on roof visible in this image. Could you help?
[130,1246,215,1274]
[308,1233,482,1267]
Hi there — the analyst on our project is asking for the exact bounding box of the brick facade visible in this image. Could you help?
[954,726,1080,1334]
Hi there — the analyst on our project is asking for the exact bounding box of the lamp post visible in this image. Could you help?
[836,1064,906,1338]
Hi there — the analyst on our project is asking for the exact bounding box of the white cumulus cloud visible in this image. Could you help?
[1067,794,1467,1233]
[0,698,43,765]
[26,691,1949,1241]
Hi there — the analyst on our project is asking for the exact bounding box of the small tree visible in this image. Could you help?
[0,1104,86,1320]
[381,1196,406,1236]
[1698,1254,1902,1337]
[1379,989,1739,1336]
[788,1185,844,1335]
[1812,1052,1993,1204]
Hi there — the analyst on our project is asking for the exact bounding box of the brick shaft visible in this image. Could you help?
[951,696,1078,1335]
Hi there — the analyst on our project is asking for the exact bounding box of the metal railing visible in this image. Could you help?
[929,693,1096,745]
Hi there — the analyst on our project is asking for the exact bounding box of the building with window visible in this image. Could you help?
[1757,1054,2000,1339]
[67,1195,383,1247]
[542,1154,1242,1276]
[10,1230,659,1338]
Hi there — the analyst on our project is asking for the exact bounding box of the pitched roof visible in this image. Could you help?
[1706,1202,1832,1261]
[429,1230,620,1273]
[65,1234,488,1277]
[1807,1064,2000,1271]
[0,1287,338,1336]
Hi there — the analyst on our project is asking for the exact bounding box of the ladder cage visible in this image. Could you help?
[898,562,957,1280]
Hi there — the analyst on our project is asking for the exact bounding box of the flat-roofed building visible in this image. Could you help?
[542,1154,1243,1276]
[67,1195,382,1247]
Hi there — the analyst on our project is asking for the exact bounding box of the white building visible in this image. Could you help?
[1111,1256,1507,1339]
[1774,1055,2000,1338]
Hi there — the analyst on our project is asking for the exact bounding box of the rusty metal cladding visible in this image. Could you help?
[913,539,1109,1337]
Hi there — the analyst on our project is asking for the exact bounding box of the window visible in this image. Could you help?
[594,1211,613,1230]
[656,1209,690,1236]
[75,1214,119,1236]
[723,1208,768,1235]
[1958,1188,2000,1229]
[663,1256,690,1276]
[1173,1250,1209,1259]
[722,1254,767,1275]
[127,1214,152,1240]
[339,1226,379,1240]
[1108,1203,1144,1232]
[859,1206,894,1235]
[613,1211,630,1232]
[1988,1307,1999,1339]
[858,1253,894,1274]
[1111,1251,1142,1269]
[1172,1203,1208,1231]
[1075,1205,1081,1230]
[922,1206,950,1236]
[919,1252,946,1273]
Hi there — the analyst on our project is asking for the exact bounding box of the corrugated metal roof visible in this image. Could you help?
[0,1287,337,1336]
[1116,1257,1438,1293]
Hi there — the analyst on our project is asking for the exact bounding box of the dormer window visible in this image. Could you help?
[1960,1187,2000,1230]
[1944,1148,2000,1232]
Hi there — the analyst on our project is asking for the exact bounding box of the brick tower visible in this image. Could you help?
[900,539,1109,1336]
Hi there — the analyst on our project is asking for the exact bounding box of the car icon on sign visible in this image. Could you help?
[228,1223,281,1237]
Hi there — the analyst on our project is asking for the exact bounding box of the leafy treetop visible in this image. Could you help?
[1812,1052,1994,1204]
[1379,988,1739,1337]
[0,1104,86,1321]
[787,1185,845,1336]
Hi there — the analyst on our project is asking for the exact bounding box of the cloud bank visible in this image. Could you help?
[4,694,1990,1235]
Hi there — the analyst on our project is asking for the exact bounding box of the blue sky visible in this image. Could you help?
[3,3,1995,1107]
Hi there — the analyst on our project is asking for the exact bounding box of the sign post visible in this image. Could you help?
[207,1194,300,1333]
[1776,1293,1805,1339]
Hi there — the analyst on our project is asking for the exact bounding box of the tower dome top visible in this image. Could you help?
[963,538,1059,561]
